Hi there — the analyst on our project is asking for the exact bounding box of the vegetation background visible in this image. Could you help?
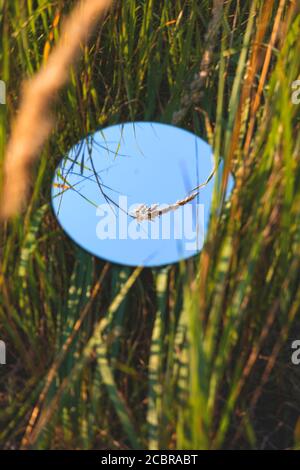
[0,0,300,450]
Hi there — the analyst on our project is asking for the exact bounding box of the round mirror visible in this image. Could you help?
[51,122,227,267]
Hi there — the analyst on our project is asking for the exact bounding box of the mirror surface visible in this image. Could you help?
[51,122,226,267]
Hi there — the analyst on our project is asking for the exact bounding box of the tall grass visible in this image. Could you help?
[1,0,112,218]
[0,0,300,450]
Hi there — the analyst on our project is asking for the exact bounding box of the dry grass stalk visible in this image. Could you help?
[0,0,113,220]
[131,164,217,222]
[243,0,287,153]
[132,191,199,222]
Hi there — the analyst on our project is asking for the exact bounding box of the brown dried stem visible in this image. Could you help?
[0,0,113,220]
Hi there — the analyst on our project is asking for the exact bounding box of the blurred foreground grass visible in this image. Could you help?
[0,0,300,449]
